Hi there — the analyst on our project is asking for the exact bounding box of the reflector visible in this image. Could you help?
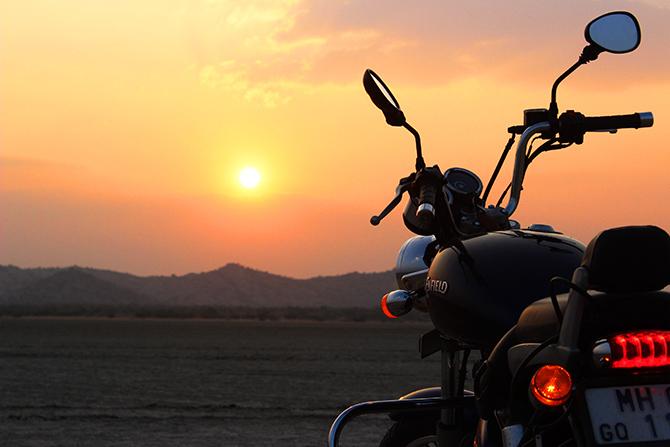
[531,365,573,406]
[609,331,670,368]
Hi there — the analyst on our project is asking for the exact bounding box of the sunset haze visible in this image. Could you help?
[2,0,669,277]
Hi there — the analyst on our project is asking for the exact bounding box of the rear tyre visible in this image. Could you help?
[379,419,438,447]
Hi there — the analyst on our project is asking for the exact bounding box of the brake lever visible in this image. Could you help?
[370,175,415,226]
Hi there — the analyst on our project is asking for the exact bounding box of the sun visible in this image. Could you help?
[239,167,261,189]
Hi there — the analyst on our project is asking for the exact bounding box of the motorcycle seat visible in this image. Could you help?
[582,225,670,293]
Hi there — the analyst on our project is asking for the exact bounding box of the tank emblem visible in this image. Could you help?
[425,278,448,294]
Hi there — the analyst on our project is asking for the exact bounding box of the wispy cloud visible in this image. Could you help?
[184,0,670,107]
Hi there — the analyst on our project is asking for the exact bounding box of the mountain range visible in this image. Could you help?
[0,264,396,310]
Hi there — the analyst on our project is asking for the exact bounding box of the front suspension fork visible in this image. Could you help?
[438,338,471,446]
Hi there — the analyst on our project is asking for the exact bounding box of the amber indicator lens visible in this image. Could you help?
[531,365,572,406]
[380,294,398,319]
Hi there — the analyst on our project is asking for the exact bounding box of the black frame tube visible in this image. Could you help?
[482,134,515,205]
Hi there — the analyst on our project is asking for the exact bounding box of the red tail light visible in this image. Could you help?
[604,331,670,368]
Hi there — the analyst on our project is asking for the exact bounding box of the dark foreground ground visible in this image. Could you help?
[0,318,450,446]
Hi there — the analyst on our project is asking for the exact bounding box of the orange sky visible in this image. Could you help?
[1,0,669,277]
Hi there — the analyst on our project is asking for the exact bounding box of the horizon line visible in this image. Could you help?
[0,262,394,281]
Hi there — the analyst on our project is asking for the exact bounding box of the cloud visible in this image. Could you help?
[198,62,296,108]
[184,0,670,106]
[183,0,308,106]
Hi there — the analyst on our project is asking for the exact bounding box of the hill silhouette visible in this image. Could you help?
[0,264,398,317]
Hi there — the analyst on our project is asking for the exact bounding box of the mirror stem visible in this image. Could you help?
[403,123,426,171]
[549,45,601,118]
[549,59,583,118]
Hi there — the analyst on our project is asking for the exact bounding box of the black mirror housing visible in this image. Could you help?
[549,11,642,118]
[585,11,641,55]
[363,69,406,126]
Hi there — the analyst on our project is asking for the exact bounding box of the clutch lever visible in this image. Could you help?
[370,174,415,225]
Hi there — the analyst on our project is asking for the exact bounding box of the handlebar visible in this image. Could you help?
[503,122,552,216]
[417,183,437,224]
[581,112,653,131]
[503,112,654,217]
[559,111,654,142]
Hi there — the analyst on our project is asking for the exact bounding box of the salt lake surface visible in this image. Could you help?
[0,318,443,446]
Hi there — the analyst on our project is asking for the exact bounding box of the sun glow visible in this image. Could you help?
[239,167,261,189]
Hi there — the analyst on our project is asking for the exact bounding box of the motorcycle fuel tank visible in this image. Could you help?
[426,229,585,348]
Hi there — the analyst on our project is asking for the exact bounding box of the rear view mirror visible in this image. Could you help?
[585,11,641,54]
[550,11,642,117]
[363,69,406,126]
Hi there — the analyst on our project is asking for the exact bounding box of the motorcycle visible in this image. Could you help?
[328,11,670,447]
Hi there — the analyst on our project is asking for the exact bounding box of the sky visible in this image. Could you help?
[1,0,669,278]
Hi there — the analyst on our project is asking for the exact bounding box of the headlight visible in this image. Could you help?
[395,235,436,290]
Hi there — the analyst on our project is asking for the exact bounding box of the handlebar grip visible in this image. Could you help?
[416,183,437,224]
[582,112,654,131]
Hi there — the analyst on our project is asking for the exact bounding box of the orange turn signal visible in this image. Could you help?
[530,365,572,406]
[380,290,413,318]
[381,294,398,319]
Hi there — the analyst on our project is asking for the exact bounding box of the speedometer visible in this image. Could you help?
[444,168,482,198]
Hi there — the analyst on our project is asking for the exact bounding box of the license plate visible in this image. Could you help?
[586,385,670,444]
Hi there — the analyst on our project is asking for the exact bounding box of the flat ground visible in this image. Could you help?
[0,318,468,446]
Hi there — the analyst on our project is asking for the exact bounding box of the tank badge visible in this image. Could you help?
[425,278,448,294]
